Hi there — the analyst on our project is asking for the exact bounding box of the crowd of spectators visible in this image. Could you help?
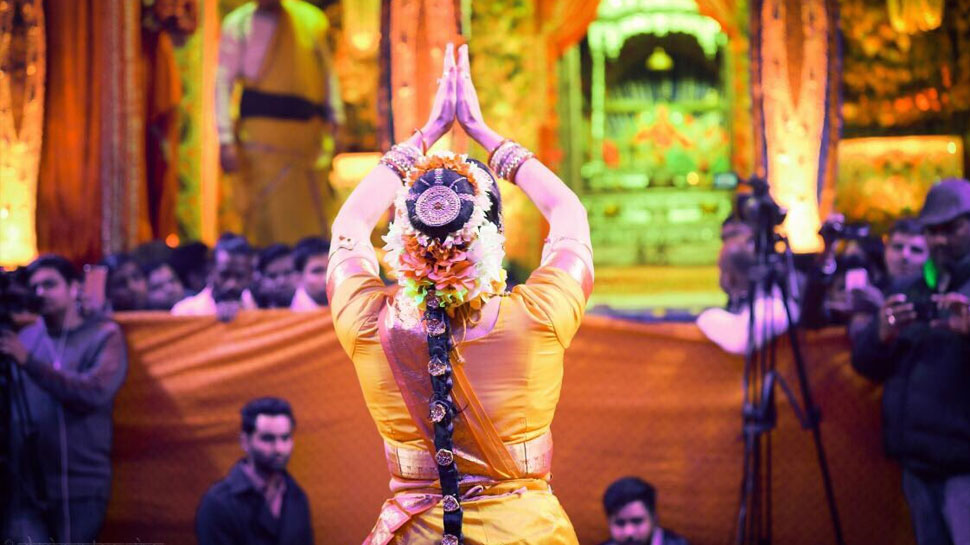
[93,233,332,320]
[700,177,970,545]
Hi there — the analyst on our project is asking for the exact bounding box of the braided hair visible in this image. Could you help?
[405,158,501,545]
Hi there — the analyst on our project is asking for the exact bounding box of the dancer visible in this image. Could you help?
[328,44,593,545]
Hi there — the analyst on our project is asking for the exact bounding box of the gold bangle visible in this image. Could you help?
[487,138,511,165]
[508,153,535,184]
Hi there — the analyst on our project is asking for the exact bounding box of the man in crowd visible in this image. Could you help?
[884,217,930,281]
[172,233,257,320]
[696,212,798,355]
[0,255,128,543]
[851,178,970,545]
[254,244,298,309]
[103,253,149,311]
[599,477,689,545]
[196,397,313,544]
[289,236,329,311]
[144,261,186,311]
[843,217,929,329]
[217,0,343,245]
[170,241,210,296]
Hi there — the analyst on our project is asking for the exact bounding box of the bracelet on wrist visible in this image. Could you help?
[487,140,534,185]
[379,142,422,181]
[487,139,511,165]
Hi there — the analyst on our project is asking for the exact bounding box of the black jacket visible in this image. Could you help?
[851,255,970,477]
[195,461,314,545]
[598,527,690,545]
[12,316,128,503]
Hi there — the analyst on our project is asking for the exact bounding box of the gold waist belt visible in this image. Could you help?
[384,432,554,481]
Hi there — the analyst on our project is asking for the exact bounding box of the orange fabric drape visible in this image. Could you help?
[39,0,149,263]
[101,312,913,545]
[538,0,601,59]
[388,0,463,147]
[38,0,104,264]
[537,0,601,166]
[695,0,741,39]
[142,30,182,240]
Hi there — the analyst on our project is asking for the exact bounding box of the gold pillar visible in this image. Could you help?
[0,0,45,267]
[756,0,839,252]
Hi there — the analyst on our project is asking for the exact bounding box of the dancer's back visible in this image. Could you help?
[332,259,588,544]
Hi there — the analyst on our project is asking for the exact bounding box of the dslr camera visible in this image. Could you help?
[0,268,42,331]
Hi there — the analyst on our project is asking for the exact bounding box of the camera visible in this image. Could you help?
[0,268,43,331]
[819,218,870,242]
[738,177,787,231]
[911,296,940,322]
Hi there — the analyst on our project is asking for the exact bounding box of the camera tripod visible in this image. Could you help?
[733,181,846,545]
[1,348,48,524]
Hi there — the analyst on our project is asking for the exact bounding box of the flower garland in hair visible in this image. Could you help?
[382,151,507,325]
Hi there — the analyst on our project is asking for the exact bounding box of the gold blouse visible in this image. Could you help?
[331,265,587,451]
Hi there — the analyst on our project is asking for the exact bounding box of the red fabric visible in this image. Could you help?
[101,311,914,545]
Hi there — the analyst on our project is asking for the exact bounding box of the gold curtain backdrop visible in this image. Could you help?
[37,0,153,264]
[0,0,45,267]
[101,312,913,545]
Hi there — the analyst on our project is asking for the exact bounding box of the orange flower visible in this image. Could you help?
[428,259,478,292]
[406,153,480,193]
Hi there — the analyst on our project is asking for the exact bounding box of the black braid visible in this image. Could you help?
[408,158,503,545]
[424,292,463,544]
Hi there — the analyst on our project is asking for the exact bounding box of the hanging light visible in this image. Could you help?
[886,0,945,34]
[646,47,674,71]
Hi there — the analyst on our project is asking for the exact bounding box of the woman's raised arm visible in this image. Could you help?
[455,44,593,282]
[329,44,458,262]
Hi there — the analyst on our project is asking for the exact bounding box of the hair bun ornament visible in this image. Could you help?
[415,185,463,227]
[406,167,478,240]
[383,151,508,318]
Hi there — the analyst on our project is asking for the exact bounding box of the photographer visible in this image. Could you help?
[0,255,128,543]
[851,179,970,545]
[801,214,886,328]
[696,207,800,356]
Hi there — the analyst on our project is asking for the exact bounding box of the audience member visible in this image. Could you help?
[823,235,887,323]
[0,255,128,543]
[801,214,886,328]
[720,214,753,249]
[102,253,149,311]
[172,233,257,320]
[130,240,173,269]
[600,477,689,545]
[851,178,970,545]
[254,243,297,309]
[884,217,930,281]
[195,397,313,545]
[290,236,329,311]
[170,241,210,295]
[843,219,928,333]
[718,218,755,314]
[143,261,186,311]
[696,215,799,355]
